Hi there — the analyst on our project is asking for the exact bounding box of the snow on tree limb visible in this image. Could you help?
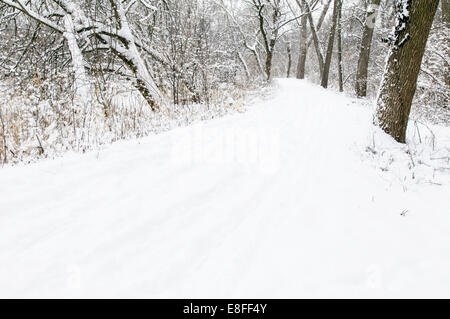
[0,0,64,33]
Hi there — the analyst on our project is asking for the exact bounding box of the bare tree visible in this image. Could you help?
[0,0,164,110]
[252,0,283,80]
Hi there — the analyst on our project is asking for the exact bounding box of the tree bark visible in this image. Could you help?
[321,0,339,88]
[442,0,450,27]
[305,0,332,50]
[63,14,90,107]
[375,0,439,143]
[286,42,292,77]
[355,0,381,97]
[0,108,7,164]
[296,0,331,79]
[255,0,280,81]
[296,10,308,79]
[115,1,162,111]
[302,0,325,78]
[336,0,343,92]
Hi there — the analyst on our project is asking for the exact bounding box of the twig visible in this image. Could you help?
[35,133,44,155]
[0,107,7,164]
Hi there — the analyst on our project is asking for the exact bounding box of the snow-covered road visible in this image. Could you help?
[1,79,449,298]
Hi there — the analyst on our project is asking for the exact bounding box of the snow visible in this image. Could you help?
[1,79,449,298]
[389,0,411,48]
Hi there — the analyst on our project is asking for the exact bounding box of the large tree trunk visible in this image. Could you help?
[375,0,439,143]
[355,0,381,97]
[321,0,339,88]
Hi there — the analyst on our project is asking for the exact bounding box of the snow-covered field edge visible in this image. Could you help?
[0,79,272,167]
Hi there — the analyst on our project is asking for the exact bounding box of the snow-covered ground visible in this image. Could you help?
[1,79,449,298]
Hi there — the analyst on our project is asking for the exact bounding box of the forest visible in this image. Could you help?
[0,0,447,163]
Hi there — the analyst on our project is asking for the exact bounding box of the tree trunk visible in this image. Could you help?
[305,0,332,50]
[355,0,381,97]
[302,0,325,78]
[238,52,251,80]
[0,108,7,164]
[336,0,343,92]
[321,0,339,88]
[116,42,162,112]
[286,42,292,78]
[375,0,439,143]
[256,0,280,81]
[266,49,274,80]
[297,0,331,79]
[296,12,308,79]
[112,1,162,111]
[63,14,89,107]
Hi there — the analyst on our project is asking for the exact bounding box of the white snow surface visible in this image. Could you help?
[1,79,449,298]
